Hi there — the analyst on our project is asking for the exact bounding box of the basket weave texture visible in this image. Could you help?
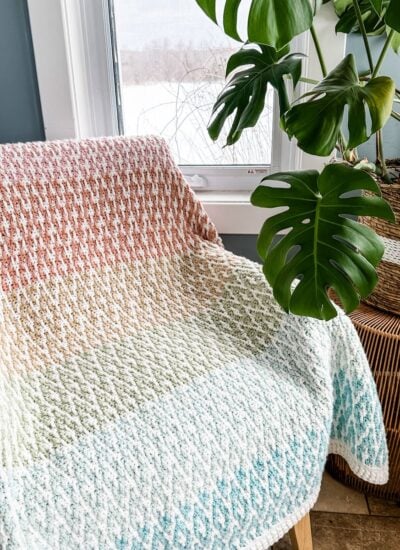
[327,302,400,500]
[362,183,400,316]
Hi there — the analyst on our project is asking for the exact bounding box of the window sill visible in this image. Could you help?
[197,191,268,235]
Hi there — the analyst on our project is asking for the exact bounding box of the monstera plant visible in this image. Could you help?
[195,0,400,320]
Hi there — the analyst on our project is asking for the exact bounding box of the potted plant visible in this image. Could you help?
[194,0,400,320]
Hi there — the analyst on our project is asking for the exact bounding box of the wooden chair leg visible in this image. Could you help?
[289,513,313,550]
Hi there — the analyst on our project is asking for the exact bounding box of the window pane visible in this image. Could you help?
[113,0,273,165]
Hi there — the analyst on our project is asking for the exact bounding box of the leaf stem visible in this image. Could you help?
[310,25,327,78]
[391,111,400,121]
[300,76,319,85]
[372,29,395,78]
[352,0,374,73]
[371,29,395,177]
[376,130,388,178]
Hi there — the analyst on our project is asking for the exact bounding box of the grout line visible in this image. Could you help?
[312,509,400,520]
[311,510,370,517]
[365,494,372,516]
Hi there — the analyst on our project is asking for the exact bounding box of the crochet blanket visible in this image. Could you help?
[0,136,388,550]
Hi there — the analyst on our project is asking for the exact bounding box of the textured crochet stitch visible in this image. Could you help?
[0,136,388,550]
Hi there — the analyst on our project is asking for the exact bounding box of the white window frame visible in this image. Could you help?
[27,0,345,233]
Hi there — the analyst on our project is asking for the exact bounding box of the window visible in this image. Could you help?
[110,0,284,190]
[113,0,274,167]
[27,0,344,230]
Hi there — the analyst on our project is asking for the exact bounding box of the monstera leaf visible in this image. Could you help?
[208,45,303,145]
[383,0,400,52]
[390,29,400,52]
[251,164,395,321]
[195,0,313,49]
[368,0,385,13]
[334,0,400,37]
[334,0,389,34]
[283,54,395,156]
[386,0,400,32]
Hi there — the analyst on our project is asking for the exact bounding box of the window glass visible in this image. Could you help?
[113,0,274,165]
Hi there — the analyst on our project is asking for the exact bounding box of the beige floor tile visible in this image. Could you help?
[310,512,364,550]
[355,514,400,549]
[311,511,362,530]
[360,529,383,550]
[312,524,363,550]
[271,533,291,549]
[362,531,400,550]
[313,473,369,515]
[359,514,400,533]
[311,512,400,549]
[269,512,400,550]
[268,504,400,550]
[367,495,400,517]
[365,530,400,550]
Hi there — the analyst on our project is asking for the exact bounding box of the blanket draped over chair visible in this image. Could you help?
[0,136,388,550]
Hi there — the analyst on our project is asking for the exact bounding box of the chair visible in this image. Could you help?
[0,136,388,549]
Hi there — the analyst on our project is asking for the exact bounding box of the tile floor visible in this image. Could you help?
[271,472,400,549]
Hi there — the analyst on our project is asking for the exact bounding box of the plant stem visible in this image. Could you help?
[376,130,389,178]
[352,0,374,74]
[371,29,395,177]
[372,29,395,78]
[310,25,327,78]
[375,127,380,164]
[391,111,400,122]
[350,6,396,174]
[300,76,319,85]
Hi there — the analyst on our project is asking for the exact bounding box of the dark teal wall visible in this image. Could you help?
[0,0,44,143]
[221,235,260,262]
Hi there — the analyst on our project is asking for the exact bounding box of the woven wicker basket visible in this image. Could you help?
[362,181,400,316]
